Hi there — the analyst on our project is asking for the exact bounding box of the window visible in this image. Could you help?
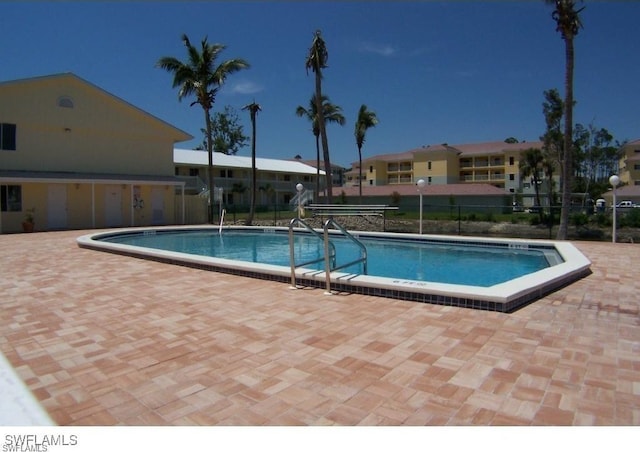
[509,156,514,166]
[219,169,234,178]
[1,185,22,212]
[57,96,74,108]
[1,123,17,150]
[189,168,199,177]
[369,166,373,173]
[427,177,432,184]
[634,164,640,170]
[283,174,291,182]
[509,174,515,181]
[428,161,432,170]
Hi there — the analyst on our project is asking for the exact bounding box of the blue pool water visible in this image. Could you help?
[100,230,555,287]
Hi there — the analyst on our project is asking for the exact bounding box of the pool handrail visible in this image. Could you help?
[288,218,335,288]
[323,218,368,294]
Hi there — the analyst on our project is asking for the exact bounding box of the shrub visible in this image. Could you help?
[570,213,589,227]
[620,208,640,228]
[593,213,611,227]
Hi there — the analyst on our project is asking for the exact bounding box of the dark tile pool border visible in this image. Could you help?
[78,227,592,314]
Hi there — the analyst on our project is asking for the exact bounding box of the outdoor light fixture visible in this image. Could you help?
[417,178,426,235]
[609,174,620,243]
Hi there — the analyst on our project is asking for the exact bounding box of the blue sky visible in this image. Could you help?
[1,1,638,167]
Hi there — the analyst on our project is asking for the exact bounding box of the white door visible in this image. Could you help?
[151,188,165,225]
[47,184,68,230]
[105,185,123,227]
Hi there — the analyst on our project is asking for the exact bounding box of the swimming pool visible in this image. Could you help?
[77,226,591,312]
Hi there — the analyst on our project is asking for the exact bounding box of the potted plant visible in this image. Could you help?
[22,208,35,233]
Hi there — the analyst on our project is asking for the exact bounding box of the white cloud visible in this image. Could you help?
[359,42,397,57]
[230,81,263,95]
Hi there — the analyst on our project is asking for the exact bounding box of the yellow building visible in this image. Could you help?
[618,139,640,186]
[346,140,545,198]
[0,73,192,233]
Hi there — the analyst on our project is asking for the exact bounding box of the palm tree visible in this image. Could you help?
[296,94,345,198]
[547,0,584,240]
[157,34,249,223]
[242,101,261,226]
[519,148,545,223]
[354,104,378,202]
[305,30,333,202]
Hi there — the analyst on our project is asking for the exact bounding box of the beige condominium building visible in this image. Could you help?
[604,138,640,206]
[618,139,640,186]
[345,140,547,202]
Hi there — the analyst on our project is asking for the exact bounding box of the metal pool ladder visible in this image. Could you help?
[322,218,367,294]
[288,217,368,294]
[289,218,336,289]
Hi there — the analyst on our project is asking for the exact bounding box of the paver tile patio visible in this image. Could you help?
[1,229,639,425]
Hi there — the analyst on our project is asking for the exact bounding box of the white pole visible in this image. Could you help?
[417,179,426,235]
[296,183,304,219]
[181,184,185,225]
[609,175,620,243]
[91,183,95,228]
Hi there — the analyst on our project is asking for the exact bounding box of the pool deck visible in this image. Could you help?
[1,229,639,425]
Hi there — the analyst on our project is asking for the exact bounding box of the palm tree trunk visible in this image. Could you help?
[314,74,332,203]
[557,36,575,240]
[205,108,215,224]
[315,135,320,201]
[358,146,363,202]
[247,115,257,226]
[531,174,542,223]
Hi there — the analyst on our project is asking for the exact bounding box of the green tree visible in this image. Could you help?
[354,104,378,202]
[242,101,261,226]
[573,123,619,201]
[305,30,333,202]
[157,34,249,223]
[207,106,249,155]
[519,148,545,223]
[295,94,345,198]
[547,0,584,239]
[540,88,565,213]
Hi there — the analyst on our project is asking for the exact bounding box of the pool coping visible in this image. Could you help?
[77,226,592,313]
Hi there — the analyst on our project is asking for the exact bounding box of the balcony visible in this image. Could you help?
[387,162,413,172]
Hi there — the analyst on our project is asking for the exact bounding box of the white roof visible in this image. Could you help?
[174,148,324,175]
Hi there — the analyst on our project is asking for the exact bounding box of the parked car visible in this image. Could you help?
[616,200,639,208]
[512,202,524,212]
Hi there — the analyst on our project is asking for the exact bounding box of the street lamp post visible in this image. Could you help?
[296,183,304,219]
[416,178,426,235]
[609,175,620,243]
